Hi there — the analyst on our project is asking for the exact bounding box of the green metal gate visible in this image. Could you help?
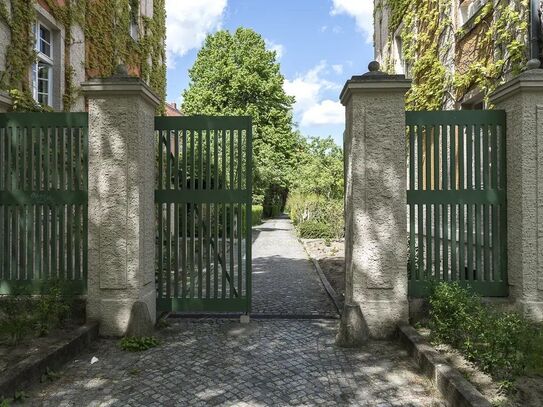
[407,110,507,297]
[0,113,88,294]
[155,116,252,313]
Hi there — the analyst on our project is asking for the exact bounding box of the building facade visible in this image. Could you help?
[0,0,166,113]
[374,0,543,110]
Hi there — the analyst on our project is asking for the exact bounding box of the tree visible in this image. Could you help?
[289,137,344,200]
[182,28,301,207]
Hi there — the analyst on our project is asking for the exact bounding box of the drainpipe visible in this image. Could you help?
[530,0,542,62]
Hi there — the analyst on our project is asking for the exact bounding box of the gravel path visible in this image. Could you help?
[252,216,338,317]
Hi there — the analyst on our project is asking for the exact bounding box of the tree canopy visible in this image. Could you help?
[289,136,344,200]
[182,28,302,205]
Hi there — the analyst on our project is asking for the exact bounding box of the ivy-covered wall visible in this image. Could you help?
[375,0,532,110]
[0,0,166,113]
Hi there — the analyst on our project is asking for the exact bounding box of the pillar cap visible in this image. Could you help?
[490,66,543,104]
[0,91,12,110]
[340,61,411,106]
[81,75,161,108]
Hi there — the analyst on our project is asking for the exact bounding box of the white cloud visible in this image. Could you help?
[332,64,343,75]
[301,100,344,127]
[331,0,373,42]
[284,61,343,127]
[165,0,227,67]
[264,39,285,60]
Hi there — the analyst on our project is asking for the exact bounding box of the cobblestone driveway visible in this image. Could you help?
[252,216,337,317]
[26,217,444,406]
[30,319,443,406]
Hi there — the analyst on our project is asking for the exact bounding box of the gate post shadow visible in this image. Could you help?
[337,62,411,345]
[81,65,159,337]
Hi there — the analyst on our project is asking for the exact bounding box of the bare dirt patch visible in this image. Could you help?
[0,321,83,376]
[302,238,345,309]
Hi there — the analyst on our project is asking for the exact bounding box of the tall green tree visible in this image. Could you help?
[289,137,344,200]
[182,28,301,206]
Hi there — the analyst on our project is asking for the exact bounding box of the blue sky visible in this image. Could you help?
[165,0,374,145]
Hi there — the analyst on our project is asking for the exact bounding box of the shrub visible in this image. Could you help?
[285,192,344,239]
[34,284,71,336]
[0,289,35,345]
[297,220,336,239]
[428,282,543,382]
[251,205,263,226]
[0,281,72,344]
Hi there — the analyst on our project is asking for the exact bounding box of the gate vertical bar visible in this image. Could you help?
[246,123,252,312]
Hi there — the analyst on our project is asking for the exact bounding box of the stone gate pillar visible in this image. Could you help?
[0,92,11,112]
[490,60,543,322]
[337,62,411,344]
[81,67,158,336]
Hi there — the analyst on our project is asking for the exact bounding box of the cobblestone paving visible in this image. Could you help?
[30,319,444,407]
[252,216,338,317]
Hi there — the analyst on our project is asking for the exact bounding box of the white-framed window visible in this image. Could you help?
[32,22,54,107]
[129,1,139,40]
[392,24,410,76]
[459,0,487,26]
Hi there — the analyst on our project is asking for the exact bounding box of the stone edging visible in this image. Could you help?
[309,258,342,316]
[299,240,343,316]
[398,324,492,407]
[0,322,99,400]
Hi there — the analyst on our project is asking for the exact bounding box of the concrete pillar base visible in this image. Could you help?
[126,301,155,337]
[336,304,368,347]
[360,300,409,339]
[519,301,543,322]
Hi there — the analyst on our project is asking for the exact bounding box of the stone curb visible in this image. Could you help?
[298,240,343,316]
[0,322,99,400]
[309,257,342,316]
[398,324,491,407]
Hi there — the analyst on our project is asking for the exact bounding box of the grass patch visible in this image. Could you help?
[428,282,543,384]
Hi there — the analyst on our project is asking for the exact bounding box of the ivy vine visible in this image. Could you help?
[380,0,529,110]
[0,0,166,113]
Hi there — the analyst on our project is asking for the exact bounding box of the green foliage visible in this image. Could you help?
[289,137,344,200]
[286,193,344,239]
[0,292,35,346]
[251,205,263,226]
[34,283,71,336]
[9,89,52,112]
[0,398,9,407]
[119,336,159,352]
[0,0,38,109]
[12,391,27,402]
[181,28,302,204]
[429,282,543,382]
[41,367,61,383]
[0,0,166,112]
[452,0,529,105]
[384,0,528,109]
[0,282,72,345]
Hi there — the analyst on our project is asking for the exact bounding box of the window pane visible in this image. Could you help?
[38,63,50,79]
[37,63,51,106]
[39,25,51,57]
